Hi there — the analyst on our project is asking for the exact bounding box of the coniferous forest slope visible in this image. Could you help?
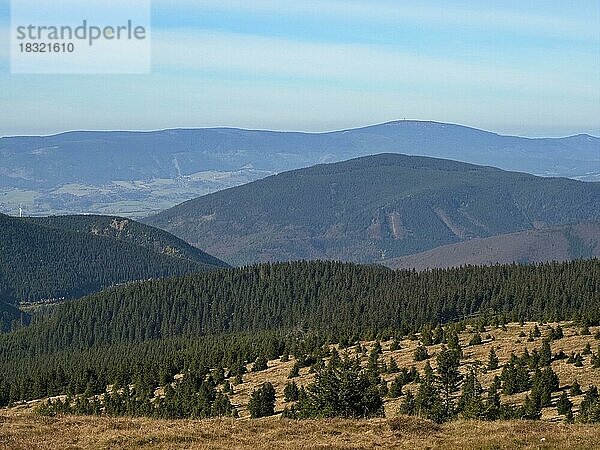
[0,213,228,310]
[26,214,227,268]
[0,259,597,407]
[146,154,600,266]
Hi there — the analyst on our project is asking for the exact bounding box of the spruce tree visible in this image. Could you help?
[487,347,499,370]
[458,366,484,419]
[295,356,383,419]
[415,372,444,422]
[387,357,399,374]
[390,339,402,351]
[399,390,415,415]
[578,386,600,423]
[414,345,430,362]
[252,356,268,372]
[248,382,276,418]
[388,376,403,398]
[571,380,582,396]
[539,340,552,366]
[436,346,462,420]
[288,362,300,379]
[556,391,573,418]
[485,377,501,420]
[521,394,542,420]
[469,333,483,346]
[284,381,300,402]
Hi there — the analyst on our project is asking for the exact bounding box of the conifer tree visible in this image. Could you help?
[252,356,268,372]
[248,382,276,418]
[571,380,582,396]
[521,394,542,420]
[295,356,383,418]
[469,333,483,346]
[387,357,399,374]
[487,347,499,370]
[284,381,300,402]
[415,371,444,422]
[458,366,484,419]
[288,362,301,379]
[388,376,403,398]
[436,346,462,419]
[578,386,600,423]
[390,339,402,351]
[399,390,415,415]
[420,326,433,346]
[485,377,501,420]
[414,345,429,362]
[557,391,573,420]
[539,340,552,366]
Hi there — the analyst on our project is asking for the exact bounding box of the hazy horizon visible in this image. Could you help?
[1,1,599,137]
[1,119,599,140]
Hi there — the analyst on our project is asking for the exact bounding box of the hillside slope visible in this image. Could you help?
[0,213,227,305]
[2,121,598,217]
[3,260,597,356]
[146,154,600,265]
[384,222,600,270]
[26,214,228,267]
[0,259,598,416]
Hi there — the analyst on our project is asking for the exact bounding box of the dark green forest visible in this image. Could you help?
[0,259,598,410]
[0,300,28,333]
[26,215,227,268]
[0,213,226,312]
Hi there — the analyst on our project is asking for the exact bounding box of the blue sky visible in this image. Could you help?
[0,0,599,136]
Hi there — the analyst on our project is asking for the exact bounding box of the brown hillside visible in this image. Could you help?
[383,222,600,270]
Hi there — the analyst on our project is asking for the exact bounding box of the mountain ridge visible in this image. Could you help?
[2,120,598,217]
[146,153,600,266]
[5,120,598,140]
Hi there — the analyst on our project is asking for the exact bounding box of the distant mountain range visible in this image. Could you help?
[0,213,227,310]
[145,154,600,266]
[383,222,600,270]
[1,121,598,217]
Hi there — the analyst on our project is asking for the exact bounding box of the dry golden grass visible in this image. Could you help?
[4,321,600,449]
[1,410,600,450]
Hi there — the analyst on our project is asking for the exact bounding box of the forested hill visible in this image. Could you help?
[0,258,597,405]
[146,154,600,265]
[6,259,598,356]
[26,215,228,267]
[0,213,227,306]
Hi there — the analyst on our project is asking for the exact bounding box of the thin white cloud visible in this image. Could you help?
[153,0,599,41]
[152,30,598,98]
